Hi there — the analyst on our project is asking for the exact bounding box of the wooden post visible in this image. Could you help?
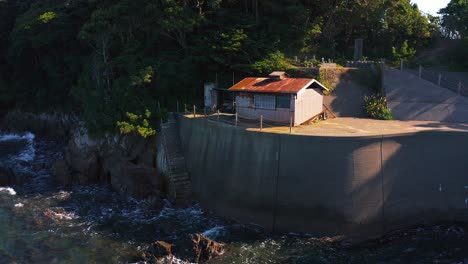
[217,110,220,122]
[204,107,207,117]
[400,59,404,71]
[419,65,422,79]
[193,105,196,118]
[289,116,292,134]
[184,104,187,113]
[438,73,442,86]
[260,115,263,131]
[235,113,238,127]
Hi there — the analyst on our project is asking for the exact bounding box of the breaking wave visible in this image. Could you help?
[0,132,36,162]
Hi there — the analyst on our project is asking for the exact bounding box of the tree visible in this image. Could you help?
[440,0,468,38]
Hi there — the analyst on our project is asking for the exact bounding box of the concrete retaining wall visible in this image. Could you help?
[180,116,468,237]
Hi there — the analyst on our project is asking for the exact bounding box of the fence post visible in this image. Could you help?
[400,59,404,71]
[177,101,179,113]
[184,104,187,113]
[204,107,207,117]
[217,110,220,122]
[418,65,422,79]
[438,73,442,86]
[289,116,292,134]
[260,115,263,131]
[235,113,238,127]
[459,82,462,95]
[193,105,196,118]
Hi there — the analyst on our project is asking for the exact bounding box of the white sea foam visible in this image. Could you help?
[14,203,24,208]
[45,209,79,220]
[0,132,35,142]
[155,255,193,264]
[0,187,17,195]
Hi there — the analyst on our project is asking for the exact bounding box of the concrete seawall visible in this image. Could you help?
[180,116,468,238]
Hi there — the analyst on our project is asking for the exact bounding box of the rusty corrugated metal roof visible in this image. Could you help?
[228,77,319,94]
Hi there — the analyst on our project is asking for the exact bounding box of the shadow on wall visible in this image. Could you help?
[179,116,468,239]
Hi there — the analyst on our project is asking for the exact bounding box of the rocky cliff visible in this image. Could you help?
[53,125,163,198]
[0,110,163,198]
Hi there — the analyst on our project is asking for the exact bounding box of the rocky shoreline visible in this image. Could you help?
[0,110,164,198]
[0,110,226,263]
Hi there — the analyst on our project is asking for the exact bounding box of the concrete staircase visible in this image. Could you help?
[160,113,192,202]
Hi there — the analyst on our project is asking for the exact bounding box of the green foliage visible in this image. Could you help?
[0,0,440,134]
[251,51,290,74]
[117,110,156,138]
[447,38,468,70]
[318,69,338,95]
[38,11,56,24]
[440,0,468,38]
[392,40,417,62]
[364,94,393,120]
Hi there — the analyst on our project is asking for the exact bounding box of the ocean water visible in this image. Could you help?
[1,132,468,263]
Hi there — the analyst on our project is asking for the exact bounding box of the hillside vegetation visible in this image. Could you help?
[0,0,460,134]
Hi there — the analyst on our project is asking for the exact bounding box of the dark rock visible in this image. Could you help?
[65,134,101,184]
[138,149,156,168]
[52,159,71,185]
[0,167,32,186]
[0,167,16,186]
[0,110,74,140]
[54,125,162,198]
[110,162,162,198]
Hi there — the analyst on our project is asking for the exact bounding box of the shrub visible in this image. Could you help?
[392,40,416,64]
[364,94,393,120]
[116,109,156,138]
[251,51,290,74]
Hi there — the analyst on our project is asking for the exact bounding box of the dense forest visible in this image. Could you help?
[0,0,466,134]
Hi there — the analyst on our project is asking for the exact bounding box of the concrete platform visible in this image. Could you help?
[189,114,468,137]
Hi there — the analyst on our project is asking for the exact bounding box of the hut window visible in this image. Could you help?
[254,94,275,109]
[276,95,290,109]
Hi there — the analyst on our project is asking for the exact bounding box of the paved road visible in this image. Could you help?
[384,69,468,123]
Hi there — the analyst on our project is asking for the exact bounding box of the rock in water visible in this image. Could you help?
[191,233,225,263]
[150,241,174,257]
[146,234,224,263]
